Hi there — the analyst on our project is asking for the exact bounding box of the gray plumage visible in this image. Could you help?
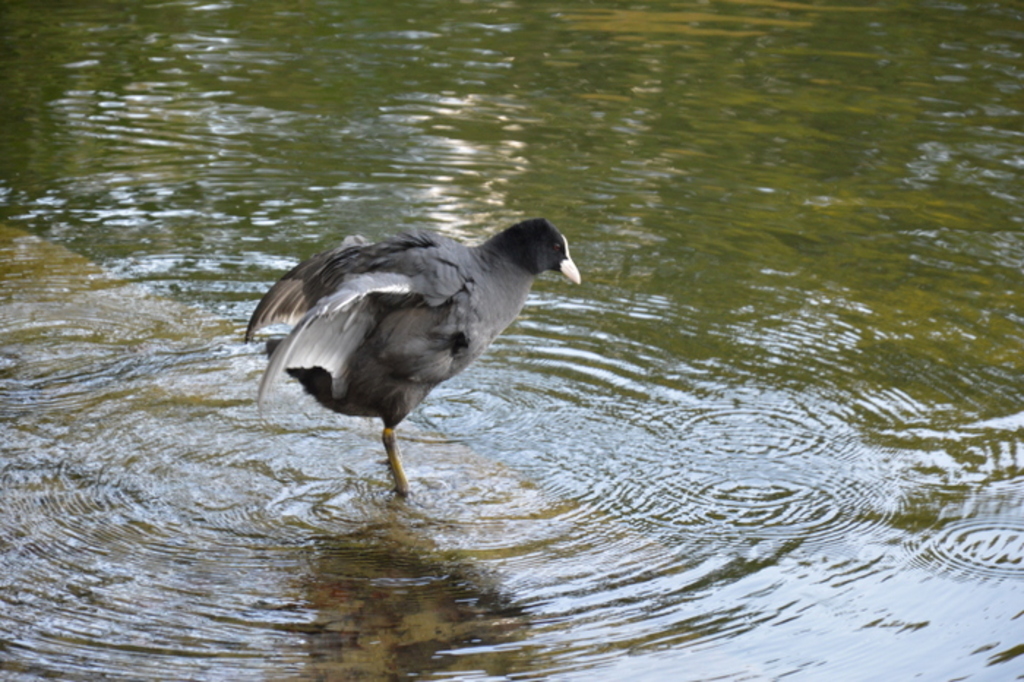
[245,218,581,495]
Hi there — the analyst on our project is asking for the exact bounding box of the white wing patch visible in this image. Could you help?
[257,273,415,410]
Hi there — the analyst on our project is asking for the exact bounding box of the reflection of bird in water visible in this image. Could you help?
[303,536,528,677]
[246,218,581,496]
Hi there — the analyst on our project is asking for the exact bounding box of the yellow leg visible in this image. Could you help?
[382,427,410,497]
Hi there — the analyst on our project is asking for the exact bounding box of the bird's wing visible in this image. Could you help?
[245,236,369,342]
[256,272,417,410]
[245,232,470,341]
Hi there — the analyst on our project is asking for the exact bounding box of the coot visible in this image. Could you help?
[245,218,581,496]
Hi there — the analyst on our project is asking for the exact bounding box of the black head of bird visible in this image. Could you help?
[245,218,580,496]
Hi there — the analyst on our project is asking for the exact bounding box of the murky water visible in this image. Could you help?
[3,0,1024,679]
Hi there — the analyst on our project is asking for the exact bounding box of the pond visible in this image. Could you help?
[2,0,1023,679]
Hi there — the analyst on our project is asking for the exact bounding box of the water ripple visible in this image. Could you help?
[914,518,1024,581]
[428,292,903,559]
[674,400,846,461]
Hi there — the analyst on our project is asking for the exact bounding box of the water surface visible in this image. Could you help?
[2,0,1024,679]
